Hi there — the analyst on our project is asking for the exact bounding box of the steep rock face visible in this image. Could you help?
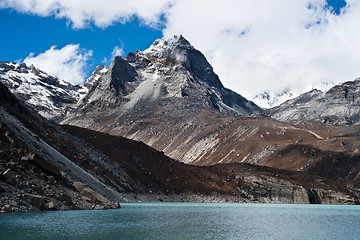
[135,35,261,114]
[74,56,139,114]
[0,82,119,212]
[266,79,360,125]
[64,36,261,123]
[0,62,87,119]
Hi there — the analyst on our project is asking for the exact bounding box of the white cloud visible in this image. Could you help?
[163,0,360,101]
[111,45,124,59]
[24,44,93,85]
[0,0,172,28]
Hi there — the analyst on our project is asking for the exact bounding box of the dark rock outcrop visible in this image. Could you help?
[73,182,117,209]
[23,193,46,209]
[3,169,15,183]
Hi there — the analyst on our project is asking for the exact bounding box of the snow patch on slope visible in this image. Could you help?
[253,81,341,109]
[252,90,300,108]
[0,62,87,119]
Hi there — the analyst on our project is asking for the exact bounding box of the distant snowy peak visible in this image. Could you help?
[252,80,342,109]
[0,61,87,119]
[143,35,194,58]
[267,78,360,125]
[252,90,300,109]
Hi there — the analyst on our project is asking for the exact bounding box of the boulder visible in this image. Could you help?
[95,205,106,210]
[72,182,116,209]
[82,188,107,205]
[20,153,34,161]
[59,193,73,206]
[30,155,61,176]
[6,162,17,171]
[3,168,15,183]
[23,193,45,209]
[72,181,86,192]
[28,152,35,160]
[32,185,43,194]
[48,201,55,210]
[3,204,12,213]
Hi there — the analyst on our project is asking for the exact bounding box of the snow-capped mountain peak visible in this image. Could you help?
[61,35,262,129]
[266,78,360,125]
[252,90,299,109]
[0,61,87,119]
[138,35,225,90]
[143,35,194,58]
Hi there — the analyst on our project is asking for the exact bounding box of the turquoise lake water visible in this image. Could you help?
[0,203,359,240]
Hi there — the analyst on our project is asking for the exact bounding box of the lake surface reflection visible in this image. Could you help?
[1,203,359,240]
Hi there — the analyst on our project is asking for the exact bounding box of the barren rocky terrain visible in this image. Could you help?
[1,80,357,213]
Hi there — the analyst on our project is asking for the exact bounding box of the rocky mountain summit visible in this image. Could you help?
[63,35,261,125]
[0,61,87,119]
[266,79,360,125]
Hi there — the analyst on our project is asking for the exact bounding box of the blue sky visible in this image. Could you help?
[326,0,347,13]
[0,0,358,107]
[1,1,345,62]
[0,10,163,76]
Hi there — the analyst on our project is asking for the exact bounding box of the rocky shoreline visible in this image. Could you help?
[2,190,358,214]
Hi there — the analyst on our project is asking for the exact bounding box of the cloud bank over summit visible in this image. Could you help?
[163,0,360,100]
[2,0,360,102]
